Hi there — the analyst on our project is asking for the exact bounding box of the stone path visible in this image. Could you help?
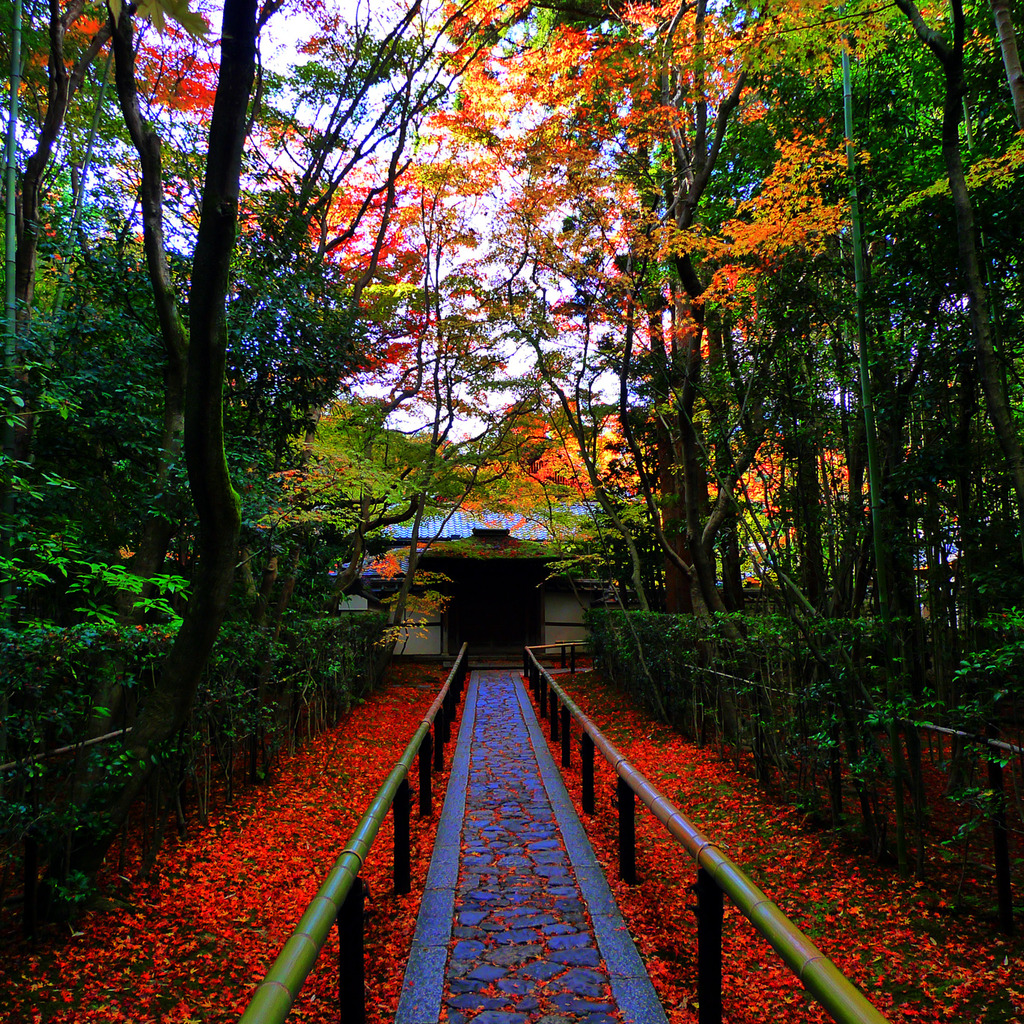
[396,670,667,1024]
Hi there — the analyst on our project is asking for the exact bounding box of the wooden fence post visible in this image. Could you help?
[394,777,411,894]
[419,733,432,817]
[617,776,636,884]
[694,867,724,1024]
[582,734,595,814]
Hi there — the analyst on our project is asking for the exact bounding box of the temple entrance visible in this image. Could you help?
[440,559,546,655]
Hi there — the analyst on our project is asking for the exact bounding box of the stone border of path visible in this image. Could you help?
[396,672,480,1024]
[512,674,668,1024]
[396,670,668,1024]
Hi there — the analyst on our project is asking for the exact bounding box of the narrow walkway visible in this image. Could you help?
[396,670,667,1024]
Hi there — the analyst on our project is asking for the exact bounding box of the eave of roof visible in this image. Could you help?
[419,536,551,560]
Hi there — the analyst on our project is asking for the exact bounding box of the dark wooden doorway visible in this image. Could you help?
[438,559,546,654]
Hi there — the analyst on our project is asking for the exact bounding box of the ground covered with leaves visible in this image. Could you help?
[3,664,1021,1023]
[543,668,1024,1023]
[0,662,455,1024]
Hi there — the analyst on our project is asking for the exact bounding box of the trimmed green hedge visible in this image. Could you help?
[584,607,1024,862]
[586,609,891,721]
[584,609,895,778]
[0,612,388,857]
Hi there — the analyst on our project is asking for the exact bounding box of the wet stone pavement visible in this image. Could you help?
[445,672,617,1024]
[396,669,666,1024]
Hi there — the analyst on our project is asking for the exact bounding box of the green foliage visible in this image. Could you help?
[0,613,388,864]
[585,608,889,729]
[952,607,1024,706]
[108,0,210,39]
[276,614,389,712]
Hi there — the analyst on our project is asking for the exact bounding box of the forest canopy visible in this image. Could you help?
[2,0,1023,894]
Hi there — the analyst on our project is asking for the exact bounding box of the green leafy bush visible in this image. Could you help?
[0,612,389,885]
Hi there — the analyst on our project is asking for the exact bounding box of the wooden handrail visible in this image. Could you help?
[239,644,470,1024]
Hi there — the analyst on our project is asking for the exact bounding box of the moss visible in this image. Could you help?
[420,537,551,560]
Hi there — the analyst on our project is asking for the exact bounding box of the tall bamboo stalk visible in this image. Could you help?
[3,0,21,407]
[2,0,24,782]
[842,46,909,876]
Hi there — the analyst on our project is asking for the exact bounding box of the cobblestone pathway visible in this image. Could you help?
[396,670,666,1024]
[447,671,615,1023]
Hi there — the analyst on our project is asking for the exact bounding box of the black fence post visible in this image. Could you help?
[551,693,559,741]
[582,733,595,815]
[561,645,566,669]
[419,733,432,817]
[693,867,724,1024]
[570,646,576,674]
[987,725,1014,934]
[338,879,365,1024]
[433,708,445,771]
[539,676,548,719]
[617,776,636,884]
[394,777,411,894]
[23,770,38,940]
[443,688,453,744]
[561,705,571,767]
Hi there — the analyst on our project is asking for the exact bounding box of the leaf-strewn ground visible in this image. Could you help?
[3,664,1021,1023]
[541,668,1024,1023]
[0,663,454,1024]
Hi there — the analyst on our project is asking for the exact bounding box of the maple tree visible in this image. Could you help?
[1,0,1023,980]
[434,0,863,623]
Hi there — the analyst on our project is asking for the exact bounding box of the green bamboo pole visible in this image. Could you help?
[3,0,22,399]
[239,644,469,1024]
[3,0,24,543]
[842,47,909,877]
[2,0,23,781]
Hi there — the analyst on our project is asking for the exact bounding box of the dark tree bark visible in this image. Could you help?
[68,0,258,876]
[15,0,84,323]
[108,7,188,622]
[10,1,108,463]
[895,0,1024,553]
[990,0,1024,127]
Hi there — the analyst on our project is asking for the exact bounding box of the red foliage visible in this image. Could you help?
[539,670,1024,1023]
[0,663,458,1023]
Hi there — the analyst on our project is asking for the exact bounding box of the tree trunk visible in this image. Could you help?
[991,0,1024,127]
[108,8,188,622]
[896,0,1024,554]
[14,0,82,325]
[651,312,693,614]
[66,0,256,879]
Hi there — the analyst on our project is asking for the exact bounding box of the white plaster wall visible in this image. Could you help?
[543,591,588,644]
[395,606,445,656]
[398,624,443,656]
